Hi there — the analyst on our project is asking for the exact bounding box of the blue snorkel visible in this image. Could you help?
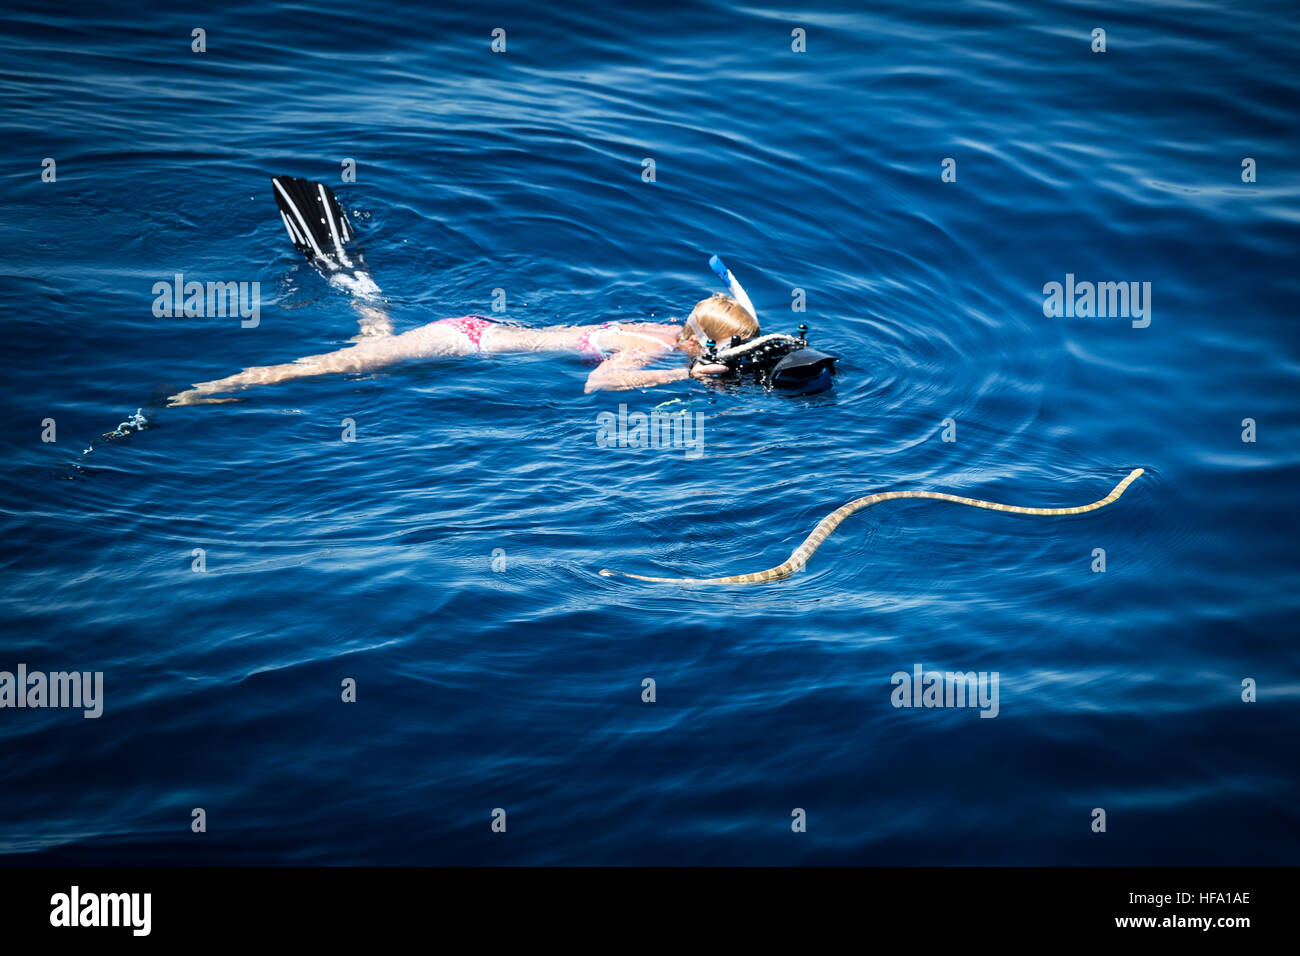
[708,254,759,323]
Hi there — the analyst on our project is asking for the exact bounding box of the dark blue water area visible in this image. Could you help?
[1,0,1298,864]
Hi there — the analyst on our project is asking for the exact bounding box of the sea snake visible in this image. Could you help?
[599,467,1145,585]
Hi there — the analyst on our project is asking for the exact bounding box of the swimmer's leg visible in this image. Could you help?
[272,174,393,336]
[168,326,469,405]
[353,303,393,338]
[170,340,396,405]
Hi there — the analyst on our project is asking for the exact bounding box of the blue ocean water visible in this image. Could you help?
[1,0,1297,865]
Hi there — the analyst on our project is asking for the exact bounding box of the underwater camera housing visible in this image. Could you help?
[700,324,838,394]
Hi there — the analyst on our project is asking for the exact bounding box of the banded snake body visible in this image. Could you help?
[600,468,1145,585]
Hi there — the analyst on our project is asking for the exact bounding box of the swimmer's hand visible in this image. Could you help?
[688,362,730,380]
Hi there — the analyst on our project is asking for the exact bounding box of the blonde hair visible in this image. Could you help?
[680,293,759,347]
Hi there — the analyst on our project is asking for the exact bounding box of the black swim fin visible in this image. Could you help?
[271,175,380,297]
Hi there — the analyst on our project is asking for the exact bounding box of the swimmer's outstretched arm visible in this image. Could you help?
[584,352,728,393]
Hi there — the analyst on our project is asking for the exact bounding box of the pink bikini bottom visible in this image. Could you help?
[432,315,496,352]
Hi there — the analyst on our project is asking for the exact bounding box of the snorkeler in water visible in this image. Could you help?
[167,177,774,405]
[156,180,1143,590]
